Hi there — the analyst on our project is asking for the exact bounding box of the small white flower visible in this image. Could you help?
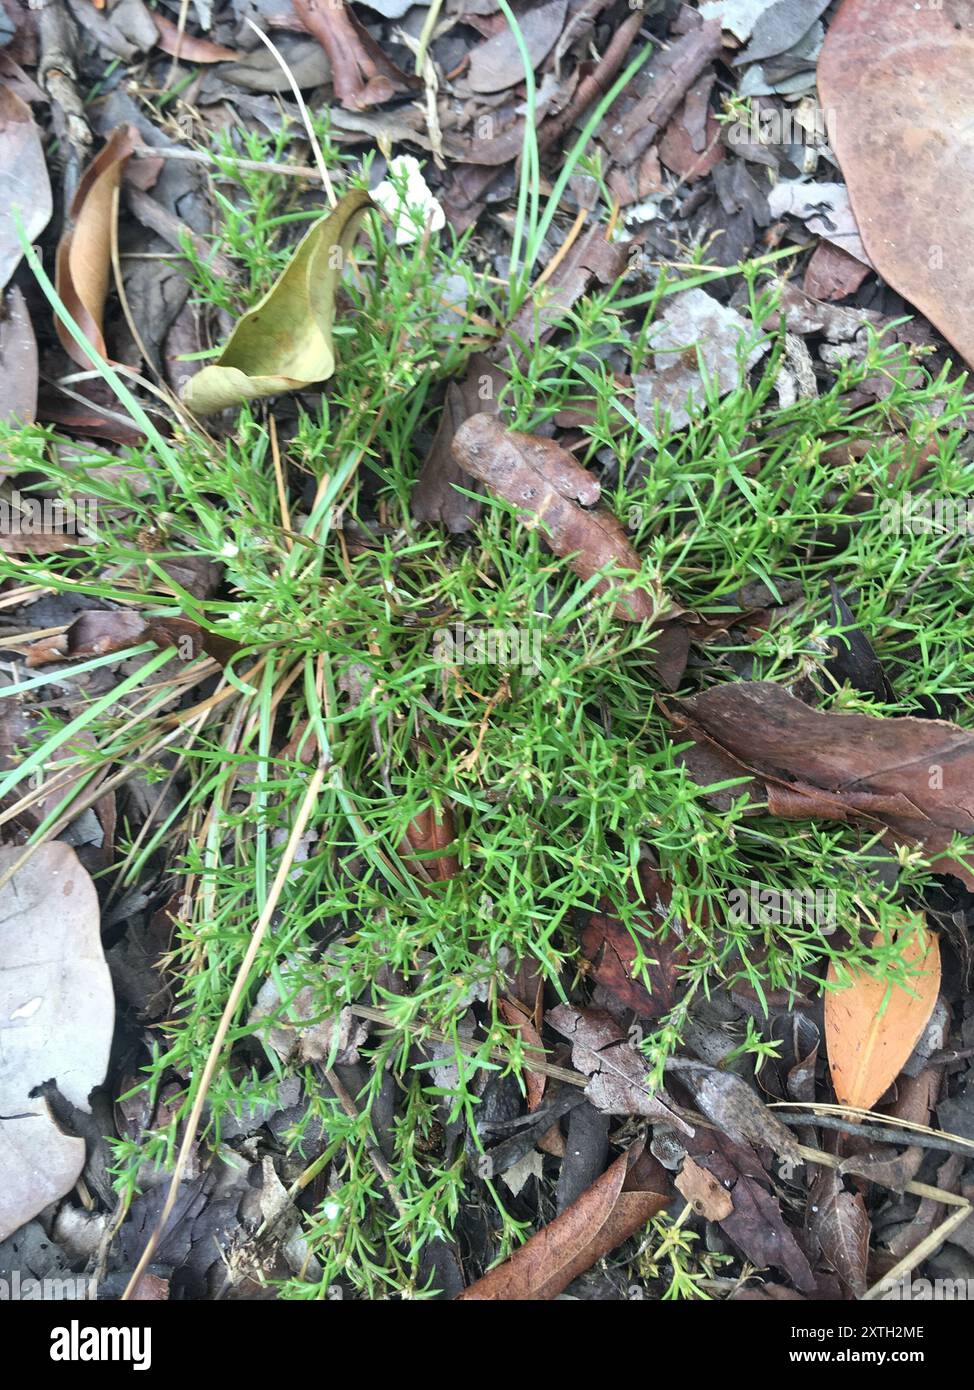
[220,541,239,558]
[322,1201,342,1222]
[372,156,445,246]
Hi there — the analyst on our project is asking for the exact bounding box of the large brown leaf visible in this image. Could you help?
[818,0,974,367]
[825,920,941,1111]
[667,681,974,888]
[456,1138,669,1299]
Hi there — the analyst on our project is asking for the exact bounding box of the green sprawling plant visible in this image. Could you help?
[2,99,973,1297]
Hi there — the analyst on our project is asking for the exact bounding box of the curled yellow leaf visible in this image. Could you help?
[182,187,373,415]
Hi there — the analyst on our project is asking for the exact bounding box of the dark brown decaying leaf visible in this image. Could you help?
[668,680,974,888]
[547,1004,692,1133]
[819,0,974,367]
[0,85,52,290]
[451,414,669,626]
[456,1138,670,1299]
[55,124,142,368]
[412,355,505,533]
[293,0,417,109]
[580,862,692,1021]
[806,1168,870,1299]
[0,283,37,425]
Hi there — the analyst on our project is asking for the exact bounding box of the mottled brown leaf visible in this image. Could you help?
[452,414,672,626]
[546,1004,692,1132]
[806,1168,870,1299]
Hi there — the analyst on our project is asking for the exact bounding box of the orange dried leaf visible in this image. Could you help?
[825,922,941,1111]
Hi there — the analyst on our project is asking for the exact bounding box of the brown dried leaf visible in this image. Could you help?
[400,804,459,883]
[0,86,51,290]
[803,241,870,302]
[668,680,974,888]
[152,13,238,62]
[580,862,692,1022]
[468,0,567,94]
[675,1155,734,1220]
[451,414,667,624]
[24,609,145,668]
[670,1060,805,1167]
[456,1138,669,1299]
[806,1168,870,1299]
[412,355,505,533]
[294,0,418,109]
[819,0,974,367]
[498,998,546,1111]
[825,920,941,1111]
[55,125,142,368]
